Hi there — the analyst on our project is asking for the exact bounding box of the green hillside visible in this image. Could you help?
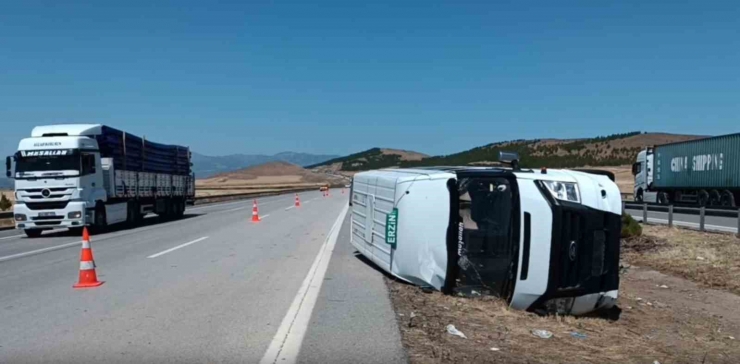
[403,132,643,169]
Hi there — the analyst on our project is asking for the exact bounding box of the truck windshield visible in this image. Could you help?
[456,176,517,298]
[15,153,80,175]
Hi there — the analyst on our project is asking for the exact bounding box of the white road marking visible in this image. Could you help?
[0,234,24,241]
[0,241,82,263]
[147,237,209,259]
[260,214,270,219]
[260,204,349,364]
[222,207,247,213]
[285,206,295,211]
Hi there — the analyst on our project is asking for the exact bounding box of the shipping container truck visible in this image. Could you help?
[5,124,195,238]
[350,153,622,315]
[633,133,740,206]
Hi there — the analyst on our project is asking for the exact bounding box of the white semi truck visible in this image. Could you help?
[5,124,195,237]
[350,153,622,315]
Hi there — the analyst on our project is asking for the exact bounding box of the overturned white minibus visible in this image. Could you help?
[350,158,622,315]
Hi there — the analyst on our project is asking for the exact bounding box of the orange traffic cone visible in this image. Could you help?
[73,227,104,289]
[252,200,261,223]
[295,193,301,208]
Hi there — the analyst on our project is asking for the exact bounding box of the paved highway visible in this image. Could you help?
[625,208,739,234]
[0,190,406,363]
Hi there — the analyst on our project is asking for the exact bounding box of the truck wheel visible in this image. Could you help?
[721,191,736,207]
[698,190,709,207]
[635,190,643,203]
[126,201,139,227]
[657,192,669,205]
[24,229,43,238]
[69,227,84,236]
[709,190,721,206]
[93,204,107,234]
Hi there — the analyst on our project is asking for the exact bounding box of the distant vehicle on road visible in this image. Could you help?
[6,124,195,237]
[350,152,622,316]
[320,185,329,192]
[633,133,740,206]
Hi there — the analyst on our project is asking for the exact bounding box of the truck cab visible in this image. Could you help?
[632,148,653,202]
[7,124,194,238]
[8,126,107,237]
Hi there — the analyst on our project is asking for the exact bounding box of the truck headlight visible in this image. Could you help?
[540,180,581,203]
[68,211,82,219]
[14,214,27,222]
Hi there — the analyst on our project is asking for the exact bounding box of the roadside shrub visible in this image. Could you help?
[621,212,642,238]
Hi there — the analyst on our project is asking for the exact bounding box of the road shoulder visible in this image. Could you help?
[298,214,408,364]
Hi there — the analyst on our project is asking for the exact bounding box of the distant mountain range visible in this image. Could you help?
[191,151,340,178]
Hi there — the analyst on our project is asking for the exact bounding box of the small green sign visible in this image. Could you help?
[386,208,398,249]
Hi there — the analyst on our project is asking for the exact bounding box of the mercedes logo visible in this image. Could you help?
[568,241,577,262]
[41,189,51,198]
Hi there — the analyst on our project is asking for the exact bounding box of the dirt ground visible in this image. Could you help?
[387,227,740,364]
[624,225,740,295]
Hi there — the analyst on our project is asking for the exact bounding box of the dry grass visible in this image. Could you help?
[199,161,343,187]
[380,148,429,161]
[625,225,740,295]
[0,189,14,205]
[388,277,739,364]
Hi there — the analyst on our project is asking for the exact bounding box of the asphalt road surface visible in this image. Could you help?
[625,208,740,234]
[0,189,406,363]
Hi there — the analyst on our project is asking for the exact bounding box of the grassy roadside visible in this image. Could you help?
[625,225,740,295]
[385,222,740,364]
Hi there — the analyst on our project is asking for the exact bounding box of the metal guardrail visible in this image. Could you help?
[624,201,740,234]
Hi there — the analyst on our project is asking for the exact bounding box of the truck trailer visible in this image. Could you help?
[5,124,195,237]
[350,154,622,315]
[633,133,739,206]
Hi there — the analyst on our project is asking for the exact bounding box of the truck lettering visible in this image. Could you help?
[692,153,723,172]
[670,154,723,173]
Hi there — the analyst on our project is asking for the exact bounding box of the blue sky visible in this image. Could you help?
[1,1,739,157]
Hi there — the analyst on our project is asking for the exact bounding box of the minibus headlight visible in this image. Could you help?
[540,180,581,203]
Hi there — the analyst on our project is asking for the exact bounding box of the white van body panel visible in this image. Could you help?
[351,169,454,288]
[509,178,552,310]
[392,177,451,289]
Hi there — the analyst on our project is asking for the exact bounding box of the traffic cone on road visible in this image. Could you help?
[251,200,261,223]
[295,193,301,208]
[73,227,104,289]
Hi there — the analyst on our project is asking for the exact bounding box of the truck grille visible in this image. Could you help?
[24,201,70,210]
[35,221,62,226]
[31,215,64,221]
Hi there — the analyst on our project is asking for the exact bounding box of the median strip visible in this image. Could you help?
[147,237,209,259]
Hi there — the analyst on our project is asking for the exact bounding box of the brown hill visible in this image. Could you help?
[198,161,343,187]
